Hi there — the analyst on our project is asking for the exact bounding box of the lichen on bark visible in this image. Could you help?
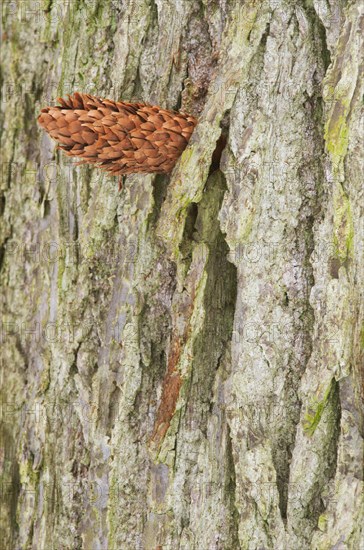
[1,0,363,549]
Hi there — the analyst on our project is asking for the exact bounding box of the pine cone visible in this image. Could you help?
[38,92,197,176]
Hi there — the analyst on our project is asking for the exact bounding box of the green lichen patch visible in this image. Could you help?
[317,512,328,532]
[359,323,364,351]
[303,379,334,437]
[332,182,354,263]
[19,458,40,487]
[324,99,350,171]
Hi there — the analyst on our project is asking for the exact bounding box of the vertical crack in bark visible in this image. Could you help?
[149,338,184,450]
[298,379,342,536]
[272,203,318,524]
[186,172,237,433]
[182,2,217,116]
[268,6,332,529]
[226,419,241,549]
[148,174,169,228]
[148,252,199,454]
[3,0,361,547]
[179,202,199,272]
[0,427,20,549]
[179,171,238,546]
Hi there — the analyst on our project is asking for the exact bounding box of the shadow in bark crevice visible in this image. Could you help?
[0,426,20,548]
[178,201,199,272]
[147,173,169,229]
[178,171,239,544]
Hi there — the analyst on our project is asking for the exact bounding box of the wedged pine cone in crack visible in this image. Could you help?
[38,92,198,176]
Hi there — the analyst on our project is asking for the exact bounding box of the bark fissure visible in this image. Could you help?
[1,0,363,548]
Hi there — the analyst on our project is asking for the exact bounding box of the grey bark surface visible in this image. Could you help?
[1,1,363,549]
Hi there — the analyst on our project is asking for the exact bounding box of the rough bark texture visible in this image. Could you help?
[1,1,363,549]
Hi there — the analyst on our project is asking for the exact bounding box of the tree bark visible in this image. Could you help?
[1,1,363,549]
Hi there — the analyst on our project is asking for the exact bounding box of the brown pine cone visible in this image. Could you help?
[38,92,197,176]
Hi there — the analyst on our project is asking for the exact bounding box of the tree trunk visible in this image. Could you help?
[1,1,363,549]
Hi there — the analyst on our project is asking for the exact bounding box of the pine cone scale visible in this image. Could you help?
[38,93,197,176]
